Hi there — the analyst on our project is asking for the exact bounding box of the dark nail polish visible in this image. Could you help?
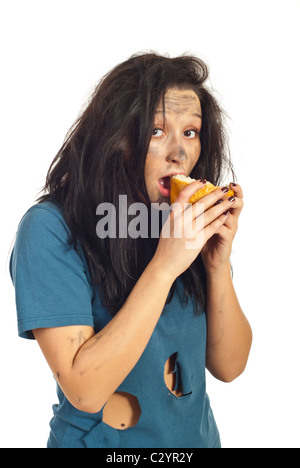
[231,182,237,187]
[199,179,207,184]
[228,196,235,202]
[215,199,223,206]
[221,186,229,193]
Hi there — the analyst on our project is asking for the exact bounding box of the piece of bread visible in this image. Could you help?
[170,174,235,204]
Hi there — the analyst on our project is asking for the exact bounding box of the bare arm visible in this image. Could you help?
[34,260,173,413]
[205,264,252,382]
[201,182,252,381]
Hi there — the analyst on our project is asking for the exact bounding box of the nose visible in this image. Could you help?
[166,134,187,165]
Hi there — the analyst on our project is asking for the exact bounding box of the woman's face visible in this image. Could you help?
[145,88,202,204]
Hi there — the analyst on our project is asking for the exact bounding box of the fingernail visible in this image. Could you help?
[199,179,207,184]
[224,210,230,215]
[221,186,229,193]
[228,196,235,202]
[214,199,223,206]
[231,182,237,187]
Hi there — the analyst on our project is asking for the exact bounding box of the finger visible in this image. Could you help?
[192,195,236,228]
[184,209,231,250]
[230,182,243,199]
[203,212,231,244]
[186,201,233,244]
[212,191,243,221]
[173,180,207,212]
[194,186,234,211]
[226,195,244,218]
[222,213,238,233]
[221,199,242,233]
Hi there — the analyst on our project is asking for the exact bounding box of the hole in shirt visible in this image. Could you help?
[164,352,184,398]
[102,391,141,430]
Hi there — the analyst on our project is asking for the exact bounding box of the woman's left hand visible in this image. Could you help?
[201,183,244,274]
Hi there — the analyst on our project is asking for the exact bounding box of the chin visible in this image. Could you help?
[147,191,168,205]
[154,195,171,206]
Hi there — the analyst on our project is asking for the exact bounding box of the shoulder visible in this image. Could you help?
[16,201,70,242]
[11,200,93,298]
[10,200,82,282]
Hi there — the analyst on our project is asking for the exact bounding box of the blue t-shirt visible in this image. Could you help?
[10,201,221,448]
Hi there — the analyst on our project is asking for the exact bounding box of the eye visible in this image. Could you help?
[184,129,199,139]
[152,128,164,138]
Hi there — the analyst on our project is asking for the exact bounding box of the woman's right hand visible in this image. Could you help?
[151,180,233,281]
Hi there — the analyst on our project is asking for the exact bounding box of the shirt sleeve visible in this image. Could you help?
[10,204,95,339]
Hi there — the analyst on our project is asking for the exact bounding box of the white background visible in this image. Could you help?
[1,0,300,448]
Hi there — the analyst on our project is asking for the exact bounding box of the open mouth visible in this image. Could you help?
[158,176,171,198]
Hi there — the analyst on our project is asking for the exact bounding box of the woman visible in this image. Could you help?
[10,52,252,448]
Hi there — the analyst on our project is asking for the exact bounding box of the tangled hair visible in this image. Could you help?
[38,52,235,315]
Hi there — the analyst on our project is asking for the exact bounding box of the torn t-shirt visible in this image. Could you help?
[10,201,221,448]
